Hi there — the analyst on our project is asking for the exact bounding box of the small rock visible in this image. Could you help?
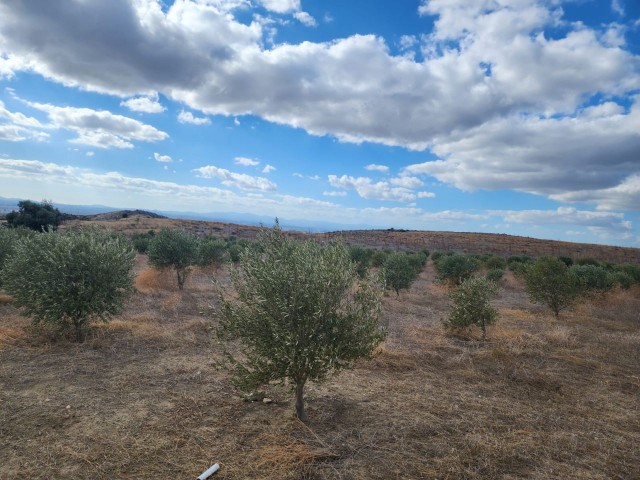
[66,405,71,409]
[262,397,273,404]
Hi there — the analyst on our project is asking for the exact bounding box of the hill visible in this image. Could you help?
[63,212,640,265]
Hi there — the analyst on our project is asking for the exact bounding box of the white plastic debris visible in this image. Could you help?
[197,463,220,480]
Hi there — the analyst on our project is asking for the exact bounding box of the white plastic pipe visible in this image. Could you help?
[197,463,220,480]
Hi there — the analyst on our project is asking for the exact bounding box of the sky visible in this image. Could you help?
[0,0,639,246]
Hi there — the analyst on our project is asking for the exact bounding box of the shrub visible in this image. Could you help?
[348,245,373,278]
[435,253,480,285]
[1,228,135,341]
[6,200,62,231]
[148,228,199,289]
[370,249,388,268]
[445,277,499,339]
[569,264,614,293]
[198,236,228,268]
[616,264,640,284]
[558,256,573,267]
[525,256,579,319]
[0,227,34,287]
[131,230,155,254]
[218,224,385,421]
[508,255,533,277]
[227,238,252,263]
[575,257,600,267]
[405,251,428,274]
[612,271,633,290]
[485,256,507,270]
[486,268,504,282]
[383,253,418,296]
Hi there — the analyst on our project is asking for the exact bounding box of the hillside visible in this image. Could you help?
[64,212,640,265]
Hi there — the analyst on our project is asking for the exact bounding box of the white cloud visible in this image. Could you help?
[417,191,436,198]
[390,175,424,188]
[365,164,389,173]
[0,100,43,127]
[177,110,211,125]
[23,100,168,149]
[120,93,165,113]
[294,11,317,27]
[193,165,276,191]
[490,207,632,234]
[0,0,639,210]
[234,156,260,167]
[328,174,417,202]
[262,164,276,174]
[154,152,172,163]
[612,0,625,16]
[258,0,300,14]
[86,151,95,157]
[323,190,347,197]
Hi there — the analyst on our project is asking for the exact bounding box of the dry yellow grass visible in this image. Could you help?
[0,258,639,479]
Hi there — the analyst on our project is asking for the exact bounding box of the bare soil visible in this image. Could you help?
[1,255,639,479]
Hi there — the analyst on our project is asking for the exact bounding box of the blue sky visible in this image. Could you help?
[0,0,639,246]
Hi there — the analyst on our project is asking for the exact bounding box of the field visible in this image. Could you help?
[2,221,639,479]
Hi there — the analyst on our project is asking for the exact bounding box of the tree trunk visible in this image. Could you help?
[481,318,486,340]
[177,269,184,290]
[75,319,84,342]
[295,380,308,422]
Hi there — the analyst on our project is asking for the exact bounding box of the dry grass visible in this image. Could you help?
[1,259,639,479]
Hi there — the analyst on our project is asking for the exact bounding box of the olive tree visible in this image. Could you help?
[435,253,480,285]
[148,228,199,289]
[445,277,498,339]
[525,256,579,319]
[1,228,135,341]
[217,225,386,421]
[382,252,418,296]
[6,200,62,231]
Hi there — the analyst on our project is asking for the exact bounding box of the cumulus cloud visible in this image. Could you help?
[0,0,639,209]
[120,93,165,113]
[262,164,276,173]
[322,190,347,197]
[154,152,172,163]
[177,110,211,125]
[390,175,424,189]
[193,165,276,191]
[294,11,317,27]
[365,164,389,173]
[490,207,633,239]
[23,100,168,148]
[328,174,417,203]
[234,156,260,167]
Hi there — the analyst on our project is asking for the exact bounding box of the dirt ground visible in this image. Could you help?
[1,257,639,479]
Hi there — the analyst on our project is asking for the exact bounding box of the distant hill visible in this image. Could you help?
[62,213,640,265]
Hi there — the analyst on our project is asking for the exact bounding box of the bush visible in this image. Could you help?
[486,268,504,282]
[370,249,388,268]
[348,245,373,278]
[198,236,228,268]
[405,251,428,274]
[485,256,507,270]
[131,230,155,254]
[383,253,418,296]
[508,255,533,277]
[0,227,34,287]
[148,228,199,289]
[6,200,62,231]
[227,238,252,263]
[569,264,614,293]
[525,256,579,319]
[445,277,499,339]
[616,264,640,284]
[558,256,573,267]
[218,224,385,421]
[612,271,633,290]
[575,257,600,267]
[1,228,135,341]
[435,253,480,285]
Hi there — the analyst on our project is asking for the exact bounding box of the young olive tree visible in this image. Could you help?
[148,228,199,289]
[435,253,480,285]
[1,228,135,341]
[445,277,498,339]
[382,252,418,296]
[525,256,579,319]
[217,225,386,422]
